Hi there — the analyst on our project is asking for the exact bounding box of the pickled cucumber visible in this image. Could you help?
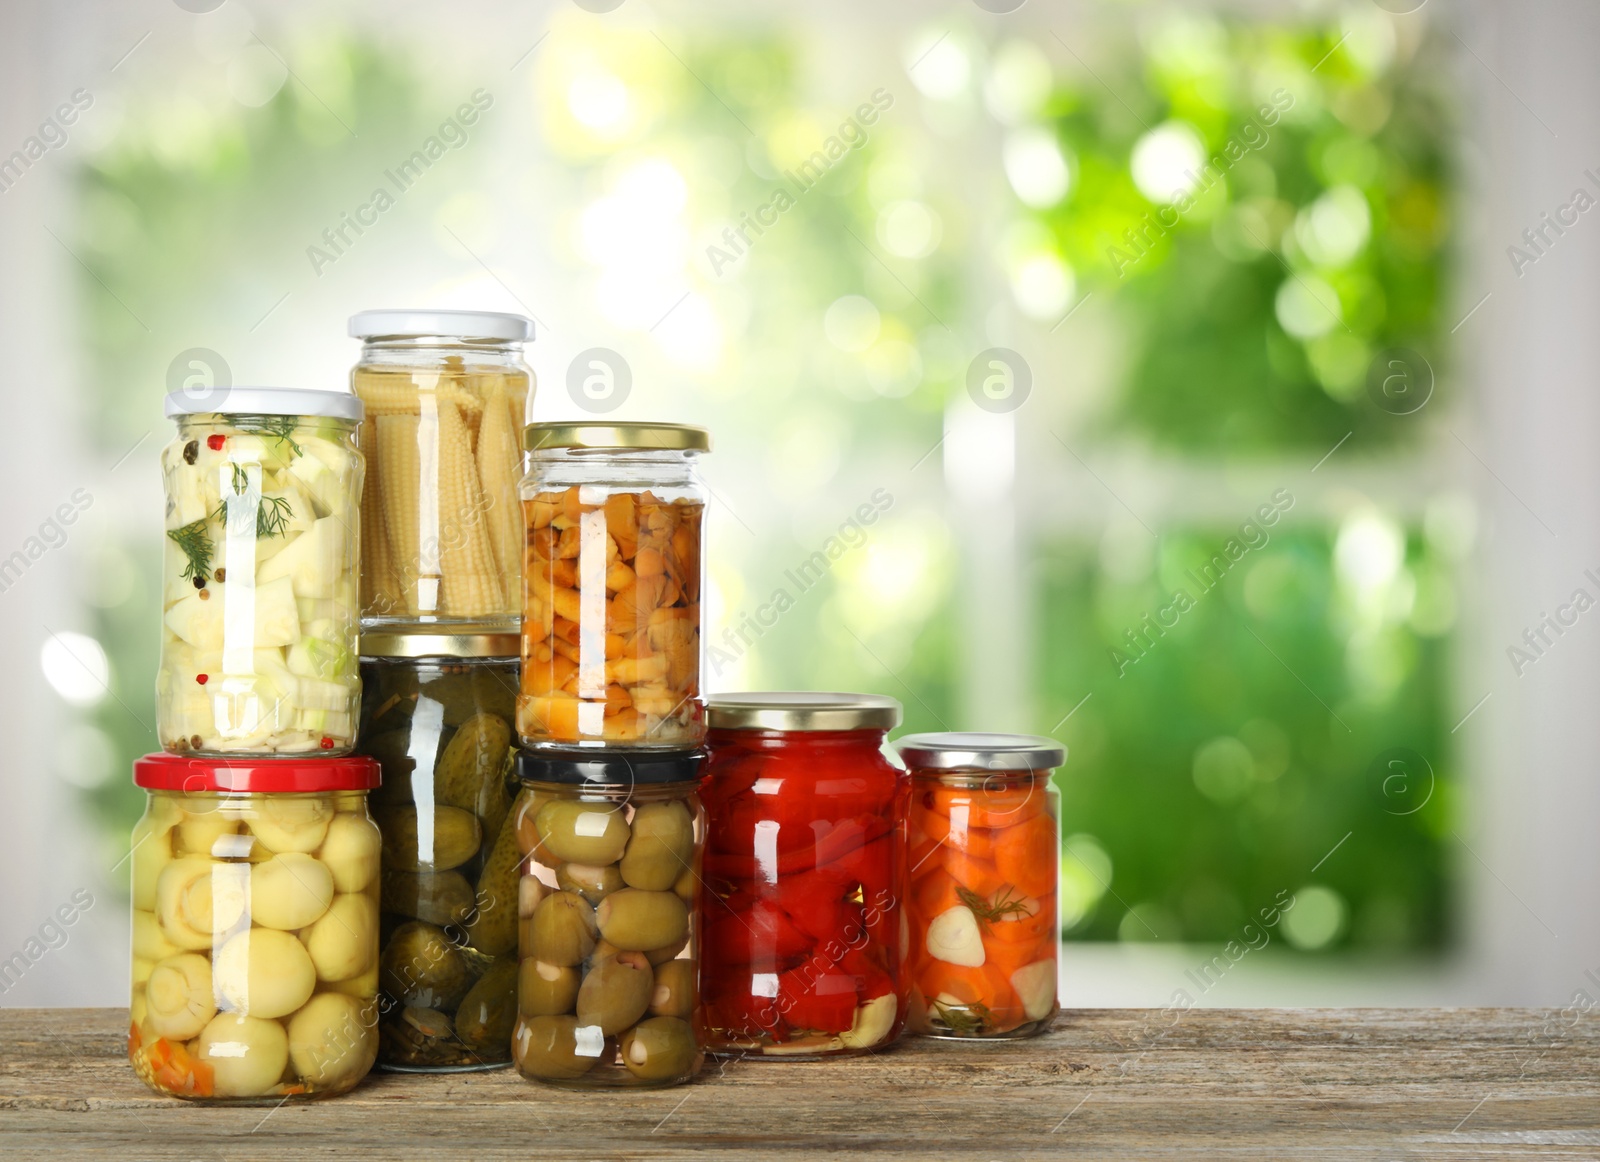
[514,1014,601,1081]
[464,806,523,956]
[455,958,519,1052]
[529,891,598,967]
[575,951,653,1035]
[435,712,512,818]
[649,959,695,1018]
[518,959,580,1017]
[557,861,624,905]
[378,805,482,872]
[380,920,470,1009]
[534,799,630,864]
[619,1016,697,1082]
[382,869,475,926]
[618,801,695,891]
[365,730,416,808]
[595,889,689,952]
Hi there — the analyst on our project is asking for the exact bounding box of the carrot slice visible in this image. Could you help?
[987,898,1054,947]
[942,850,1003,896]
[912,868,964,918]
[921,806,994,858]
[928,784,1046,828]
[992,812,1058,897]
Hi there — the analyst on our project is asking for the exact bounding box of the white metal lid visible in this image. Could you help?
[896,732,1066,771]
[164,387,364,422]
[348,309,534,343]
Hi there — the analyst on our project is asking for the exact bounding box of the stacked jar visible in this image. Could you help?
[699,693,908,1057]
[135,387,383,1101]
[511,422,712,1088]
[345,311,534,1072]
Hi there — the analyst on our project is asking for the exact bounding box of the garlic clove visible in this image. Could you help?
[925,905,986,967]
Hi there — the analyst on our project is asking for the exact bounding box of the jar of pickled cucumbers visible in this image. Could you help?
[356,627,520,1070]
[510,749,705,1088]
[349,310,534,629]
[518,423,709,750]
[158,389,364,756]
[700,693,907,1057]
[129,753,382,1101]
[898,733,1064,1040]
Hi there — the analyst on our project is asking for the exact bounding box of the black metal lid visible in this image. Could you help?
[515,747,704,787]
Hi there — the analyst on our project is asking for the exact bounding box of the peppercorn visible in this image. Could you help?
[214,567,226,582]
[189,735,203,750]
[182,440,198,465]
[207,434,226,451]
[319,736,335,750]
[196,674,209,685]
[192,576,205,590]
[198,589,210,601]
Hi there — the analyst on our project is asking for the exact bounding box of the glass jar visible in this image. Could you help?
[128,753,382,1102]
[700,693,908,1057]
[510,749,706,1088]
[349,309,534,629]
[356,627,520,1071]
[517,423,710,751]
[898,733,1064,1040]
[158,388,365,756]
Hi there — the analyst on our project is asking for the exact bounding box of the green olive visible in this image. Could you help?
[575,952,653,1035]
[382,869,474,926]
[529,891,598,967]
[643,937,688,967]
[672,866,697,905]
[512,788,556,857]
[619,1016,698,1083]
[619,801,695,891]
[518,958,580,1017]
[534,800,630,865]
[380,921,469,1009]
[596,889,689,952]
[650,959,696,1018]
[557,861,626,905]
[513,1014,603,1081]
[455,958,519,1054]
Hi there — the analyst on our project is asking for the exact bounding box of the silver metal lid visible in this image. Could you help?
[359,625,520,659]
[348,309,534,343]
[896,732,1065,771]
[164,387,364,422]
[706,692,902,732]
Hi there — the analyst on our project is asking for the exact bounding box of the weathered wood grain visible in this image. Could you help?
[2,1008,1597,1160]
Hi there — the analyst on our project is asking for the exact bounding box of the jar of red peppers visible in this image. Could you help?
[700,693,907,1057]
[898,733,1063,1040]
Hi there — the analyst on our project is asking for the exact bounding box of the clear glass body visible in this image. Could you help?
[128,789,381,1101]
[699,728,908,1057]
[358,654,520,1070]
[352,338,533,628]
[511,779,706,1088]
[517,450,706,749]
[158,415,363,755]
[905,768,1061,1039]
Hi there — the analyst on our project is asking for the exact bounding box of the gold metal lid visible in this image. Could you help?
[706,692,902,732]
[523,422,711,453]
[896,732,1065,771]
[359,625,521,659]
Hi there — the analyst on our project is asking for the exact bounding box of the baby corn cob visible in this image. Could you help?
[358,418,401,612]
[436,399,504,617]
[476,374,524,588]
[376,413,424,614]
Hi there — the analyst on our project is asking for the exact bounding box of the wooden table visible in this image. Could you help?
[3,1007,1598,1159]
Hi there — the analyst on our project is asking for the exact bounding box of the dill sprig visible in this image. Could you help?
[956,884,1033,932]
[236,415,303,457]
[256,495,293,538]
[931,998,993,1037]
[167,518,214,582]
[229,463,249,495]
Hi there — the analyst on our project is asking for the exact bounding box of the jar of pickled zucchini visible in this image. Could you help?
[518,423,709,750]
[700,693,907,1057]
[129,753,382,1101]
[898,733,1064,1040]
[357,627,520,1070]
[510,748,705,1088]
[158,389,364,756]
[349,310,534,629]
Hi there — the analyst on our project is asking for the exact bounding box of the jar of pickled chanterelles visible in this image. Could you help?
[699,693,907,1057]
[510,749,706,1088]
[518,423,709,750]
[157,388,365,756]
[356,626,521,1070]
[897,733,1064,1039]
[128,753,382,1101]
[348,309,535,629]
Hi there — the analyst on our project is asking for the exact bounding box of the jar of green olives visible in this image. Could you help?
[511,749,706,1088]
[357,628,520,1071]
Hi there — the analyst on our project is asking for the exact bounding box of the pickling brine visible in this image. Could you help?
[157,389,364,756]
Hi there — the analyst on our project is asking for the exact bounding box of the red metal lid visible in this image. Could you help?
[133,753,381,793]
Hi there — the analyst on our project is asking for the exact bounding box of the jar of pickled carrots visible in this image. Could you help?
[349,309,534,629]
[357,627,521,1070]
[158,388,364,756]
[510,749,705,1088]
[518,423,709,750]
[898,733,1063,1040]
[700,693,907,1057]
[129,753,382,1101]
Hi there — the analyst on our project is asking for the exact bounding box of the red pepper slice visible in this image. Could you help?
[704,896,812,968]
[777,963,859,1034]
